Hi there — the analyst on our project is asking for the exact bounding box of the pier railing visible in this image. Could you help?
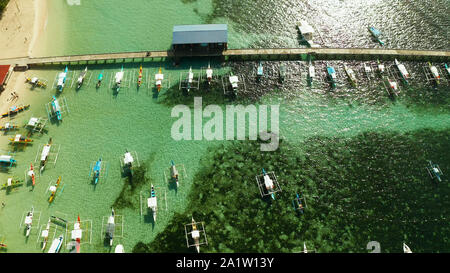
[0,48,448,67]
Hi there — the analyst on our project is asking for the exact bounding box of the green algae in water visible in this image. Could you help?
[135,129,450,253]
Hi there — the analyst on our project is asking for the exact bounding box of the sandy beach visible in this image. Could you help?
[0,0,47,148]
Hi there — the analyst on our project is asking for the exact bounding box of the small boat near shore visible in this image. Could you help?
[428,62,440,84]
[71,215,82,253]
[48,176,62,203]
[445,64,450,77]
[41,219,51,251]
[106,208,115,246]
[115,244,124,253]
[385,77,399,97]
[326,63,337,88]
[97,70,104,88]
[57,66,68,92]
[77,67,88,89]
[1,105,30,118]
[191,217,201,253]
[0,154,16,167]
[155,67,164,92]
[206,63,213,85]
[170,160,179,187]
[308,60,315,82]
[137,65,143,87]
[9,134,33,145]
[1,177,22,190]
[187,67,194,92]
[51,96,62,121]
[40,138,52,172]
[147,185,157,222]
[0,122,18,131]
[48,234,63,253]
[297,20,320,48]
[28,163,36,186]
[115,66,124,92]
[368,26,385,46]
[26,77,47,88]
[24,207,34,237]
[344,64,358,87]
[92,158,102,185]
[257,61,264,80]
[394,59,410,84]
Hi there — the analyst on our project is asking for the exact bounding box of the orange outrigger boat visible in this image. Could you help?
[28,163,36,186]
[9,134,33,144]
[137,65,143,87]
[1,105,30,118]
[155,67,164,92]
[48,176,62,203]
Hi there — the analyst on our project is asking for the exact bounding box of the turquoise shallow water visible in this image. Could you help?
[1,0,449,252]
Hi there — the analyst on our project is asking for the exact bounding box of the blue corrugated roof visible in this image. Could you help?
[172,24,228,45]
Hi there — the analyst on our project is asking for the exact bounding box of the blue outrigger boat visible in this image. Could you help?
[426,161,443,182]
[51,96,62,121]
[326,63,337,88]
[368,26,385,46]
[56,66,68,92]
[292,193,306,214]
[445,64,450,77]
[0,154,16,167]
[257,61,264,79]
[92,158,102,184]
[97,70,104,88]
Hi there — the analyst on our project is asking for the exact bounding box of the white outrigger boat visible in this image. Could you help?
[403,243,412,253]
[385,77,399,96]
[40,138,52,173]
[308,60,315,82]
[115,66,124,92]
[191,217,201,253]
[48,234,63,253]
[71,215,82,253]
[229,74,239,95]
[187,67,194,92]
[115,244,124,253]
[147,185,157,222]
[106,208,115,246]
[24,206,34,237]
[377,60,385,74]
[77,67,88,89]
[428,62,440,84]
[394,59,410,84]
[155,67,164,92]
[41,218,51,250]
[206,63,213,85]
[170,160,179,187]
[56,66,68,92]
[344,64,357,87]
[122,150,134,170]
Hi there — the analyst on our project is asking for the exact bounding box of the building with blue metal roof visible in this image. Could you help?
[172,24,228,53]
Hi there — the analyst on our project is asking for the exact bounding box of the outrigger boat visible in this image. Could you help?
[279,64,286,83]
[0,154,16,167]
[229,73,239,96]
[48,234,63,253]
[308,60,315,83]
[445,64,450,77]
[56,66,68,92]
[170,160,179,187]
[206,63,213,85]
[344,64,357,87]
[292,193,305,214]
[377,59,385,74]
[368,26,385,46]
[385,77,399,97]
[257,61,264,80]
[137,65,143,87]
[92,158,102,185]
[428,62,440,84]
[326,63,337,88]
[26,77,47,88]
[40,138,52,173]
[426,160,443,182]
[155,67,164,92]
[394,59,410,84]
[191,217,201,253]
[0,237,6,249]
[48,176,62,203]
[28,163,36,186]
[71,215,82,253]
[51,96,62,121]
[77,67,88,89]
[403,243,412,253]
[96,70,104,88]
[1,104,30,118]
[1,177,22,190]
[147,185,157,222]
[122,150,134,171]
[186,67,194,93]
[24,206,34,237]
[41,219,51,251]
[9,134,33,145]
[106,208,115,246]
[115,244,124,253]
[115,66,124,92]
[262,168,276,200]
[0,122,18,131]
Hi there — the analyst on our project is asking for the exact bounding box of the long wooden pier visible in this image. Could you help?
[0,48,448,67]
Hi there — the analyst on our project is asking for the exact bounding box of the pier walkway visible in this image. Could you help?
[0,48,448,67]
